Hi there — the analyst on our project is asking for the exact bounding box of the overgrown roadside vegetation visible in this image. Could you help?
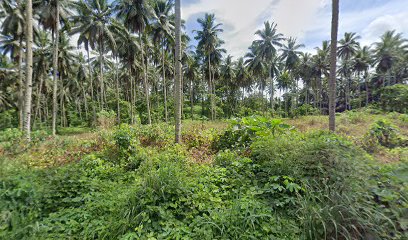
[1,111,407,239]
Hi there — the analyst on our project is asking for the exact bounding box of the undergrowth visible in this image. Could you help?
[0,116,406,239]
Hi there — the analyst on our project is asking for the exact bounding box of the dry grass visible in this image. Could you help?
[286,111,408,163]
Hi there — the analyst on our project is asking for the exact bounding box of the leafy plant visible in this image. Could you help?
[213,116,293,151]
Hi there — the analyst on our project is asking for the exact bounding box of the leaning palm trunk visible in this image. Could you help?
[52,1,60,136]
[364,71,369,106]
[23,0,34,140]
[140,35,152,124]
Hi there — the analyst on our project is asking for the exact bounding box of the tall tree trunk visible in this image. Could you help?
[82,85,89,120]
[364,71,369,106]
[190,78,194,120]
[130,68,134,124]
[23,0,34,140]
[140,35,152,124]
[269,67,274,114]
[99,40,104,110]
[86,48,96,126]
[34,72,44,125]
[329,0,339,132]
[208,56,214,120]
[18,39,24,131]
[174,0,182,143]
[162,40,168,123]
[345,74,350,110]
[52,1,60,136]
[115,57,120,124]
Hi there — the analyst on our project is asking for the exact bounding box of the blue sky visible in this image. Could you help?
[181,0,408,58]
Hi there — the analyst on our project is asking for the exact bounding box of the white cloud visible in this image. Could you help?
[183,0,408,58]
[183,0,328,58]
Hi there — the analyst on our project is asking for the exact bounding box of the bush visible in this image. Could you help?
[380,84,408,113]
[251,131,398,239]
[97,110,116,129]
[213,116,293,151]
[294,104,320,117]
[362,119,407,152]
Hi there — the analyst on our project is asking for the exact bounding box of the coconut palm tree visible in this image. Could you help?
[33,31,51,125]
[194,13,224,120]
[71,0,117,112]
[281,37,304,112]
[151,0,174,122]
[373,30,407,86]
[338,32,360,110]
[23,0,34,139]
[115,0,153,124]
[312,41,330,110]
[253,21,284,112]
[114,24,141,124]
[353,45,372,106]
[298,52,313,105]
[329,0,339,132]
[1,0,26,130]
[174,0,181,143]
[36,0,73,135]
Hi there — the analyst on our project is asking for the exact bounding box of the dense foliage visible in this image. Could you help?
[1,116,407,239]
[0,0,407,133]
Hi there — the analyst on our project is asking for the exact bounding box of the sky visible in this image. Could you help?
[182,0,408,58]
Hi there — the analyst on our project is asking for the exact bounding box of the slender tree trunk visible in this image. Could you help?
[140,35,152,124]
[82,85,89,120]
[23,0,34,140]
[329,0,339,132]
[190,78,194,120]
[364,71,369,106]
[208,56,214,120]
[269,68,274,114]
[34,72,44,125]
[115,57,120,124]
[345,74,350,110]
[130,68,134,124]
[357,72,361,108]
[18,38,24,131]
[86,49,96,126]
[162,40,168,123]
[175,0,182,143]
[99,41,104,110]
[52,2,60,136]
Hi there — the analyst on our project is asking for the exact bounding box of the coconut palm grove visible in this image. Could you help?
[0,0,407,239]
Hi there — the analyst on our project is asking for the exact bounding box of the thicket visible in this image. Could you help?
[0,117,407,239]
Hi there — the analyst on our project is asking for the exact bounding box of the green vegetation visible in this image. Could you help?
[1,112,407,239]
[1,0,407,239]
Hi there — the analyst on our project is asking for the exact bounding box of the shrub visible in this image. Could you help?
[362,119,407,152]
[213,116,293,151]
[96,110,116,129]
[380,84,408,113]
[252,131,400,239]
[294,104,320,117]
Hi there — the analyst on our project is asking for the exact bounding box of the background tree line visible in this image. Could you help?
[0,0,407,135]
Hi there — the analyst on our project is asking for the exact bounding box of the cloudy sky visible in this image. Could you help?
[182,0,408,58]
